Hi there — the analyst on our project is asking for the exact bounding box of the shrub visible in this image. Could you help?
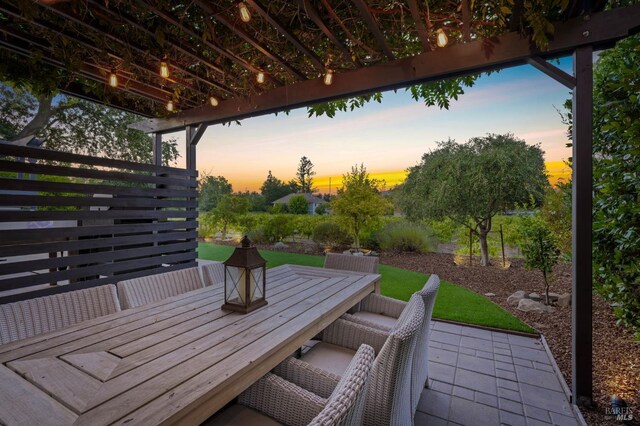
[315,204,327,215]
[262,214,295,243]
[375,221,436,253]
[198,211,217,239]
[246,228,269,244]
[288,195,309,214]
[312,222,353,251]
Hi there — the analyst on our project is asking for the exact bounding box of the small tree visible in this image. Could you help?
[296,156,316,193]
[288,195,309,214]
[398,134,548,266]
[199,174,232,211]
[518,217,560,305]
[213,194,249,239]
[331,164,392,250]
[260,170,291,204]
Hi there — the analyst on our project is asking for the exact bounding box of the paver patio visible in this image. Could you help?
[415,321,580,426]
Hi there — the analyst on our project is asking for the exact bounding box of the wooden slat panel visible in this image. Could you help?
[0,194,197,209]
[0,252,197,291]
[0,178,197,198]
[0,160,196,187]
[0,230,197,257]
[0,221,197,244]
[61,352,121,382]
[0,241,198,275]
[0,144,196,177]
[0,210,197,222]
[8,357,102,413]
[0,364,77,425]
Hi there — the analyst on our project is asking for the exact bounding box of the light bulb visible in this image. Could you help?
[160,61,169,78]
[323,69,333,86]
[209,96,219,107]
[436,29,448,48]
[256,71,265,84]
[238,2,251,22]
[166,100,174,111]
[109,70,118,88]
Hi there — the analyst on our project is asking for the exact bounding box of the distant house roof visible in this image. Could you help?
[272,193,327,205]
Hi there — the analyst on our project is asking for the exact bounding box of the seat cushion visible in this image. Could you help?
[300,342,357,377]
[204,404,282,426]
[352,311,398,329]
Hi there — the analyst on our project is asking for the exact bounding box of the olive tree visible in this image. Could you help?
[398,134,548,266]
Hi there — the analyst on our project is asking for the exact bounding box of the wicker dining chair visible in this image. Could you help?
[343,275,441,412]
[201,261,225,287]
[323,253,379,274]
[208,344,376,426]
[295,293,425,426]
[0,285,120,345]
[117,267,204,309]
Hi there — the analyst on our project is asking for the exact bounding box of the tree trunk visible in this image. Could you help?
[10,93,54,141]
[478,218,492,266]
[543,271,550,305]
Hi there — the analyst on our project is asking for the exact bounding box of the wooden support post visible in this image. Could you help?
[185,126,196,172]
[153,133,162,167]
[469,229,473,266]
[571,45,593,407]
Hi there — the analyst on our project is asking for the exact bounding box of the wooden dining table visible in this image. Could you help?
[0,264,380,426]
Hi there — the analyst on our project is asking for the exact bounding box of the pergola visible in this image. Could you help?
[1,0,640,408]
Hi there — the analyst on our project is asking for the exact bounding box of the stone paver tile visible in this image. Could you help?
[498,386,522,402]
[494,342,511,350]
[454,369,497,395]
[457,353,495,375]
[549,412,579,426]
[515,365,563,391]
[500,410,527,426]
[452,386,474,401]
[477,350,494,360]
[496,361,515,372]
[499,398,524,415]
[495,369,517,381]
[523,405,551,422]
[449,396,500,426]
[495,354,514,364]
[498,378,519,391]
[430,341,444,349]
[434,321,463,334]
[492,332,510,343]
[432,330,462,346]
[533,362,554,373]
[526,418,552,426]
[431,379,454,395]
[460,327,493,341]
[430,361,457,383]
[475,391,498,408]
[414,410,448,426]
[511,346,550,364]
[430,348,459,366]
[418,388,451,419]
[459,347,475,356]
[494,347,512,356]
[507,335,543,349]
[513,357,534,368]
[519,383,573,416]
[460,336,494,352]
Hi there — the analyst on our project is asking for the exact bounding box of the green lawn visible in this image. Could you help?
[198,243,534,333]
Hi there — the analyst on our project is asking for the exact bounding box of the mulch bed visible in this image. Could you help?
[209,240,639,425]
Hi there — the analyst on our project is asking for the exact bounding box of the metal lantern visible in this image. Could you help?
[222,235,267,314]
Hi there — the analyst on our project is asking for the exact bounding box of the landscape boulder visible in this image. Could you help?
[557,293,571,307]
[528,292,542,302]
[517,298,554,313]
[274,242,288,250]
[507,291,527,306]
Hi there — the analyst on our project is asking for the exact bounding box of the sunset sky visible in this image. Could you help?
[168,57,574,193]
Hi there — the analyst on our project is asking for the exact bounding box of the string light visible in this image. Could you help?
[160,61,170,78]
[256,70,265,84]
[238,2,251,22]
[108,69,118,88]
[436,28,448,48]
[323,69,333,86]
[166,99,174,111]
[209,96,219,107]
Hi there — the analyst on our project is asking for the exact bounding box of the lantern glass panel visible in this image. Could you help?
[250,267,264,301]
[225,266,246,304]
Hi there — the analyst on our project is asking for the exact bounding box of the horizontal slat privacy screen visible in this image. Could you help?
[0,143,198,304]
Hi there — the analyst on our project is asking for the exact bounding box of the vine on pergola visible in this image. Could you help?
[0,0,576,118]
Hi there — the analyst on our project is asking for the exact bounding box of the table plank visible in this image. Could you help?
[0,364,77,426]
[62,351,121,382]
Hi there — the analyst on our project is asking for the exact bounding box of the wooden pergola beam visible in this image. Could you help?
[245,0,325,71]
[298,0,362,67]
[527,57,576,89]
[461,0,472,42]
[194,0,306,81]
[132,4,640,134]
[407,0,431,51]
[351,0,395,60]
